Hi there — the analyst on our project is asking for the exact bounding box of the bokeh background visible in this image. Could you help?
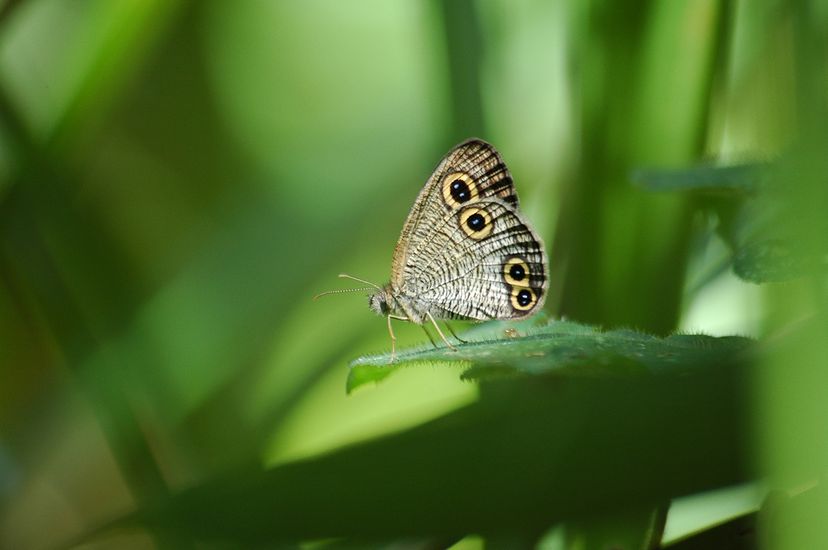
[0,0,826,548]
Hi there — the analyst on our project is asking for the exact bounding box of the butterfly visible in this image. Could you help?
[318,139,548,358]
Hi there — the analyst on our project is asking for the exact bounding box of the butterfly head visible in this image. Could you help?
[313,273,403,317]
[368,285,397,316]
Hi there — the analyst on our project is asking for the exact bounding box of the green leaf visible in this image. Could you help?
[631,163,770,195]
[78,348,752,547]
[634,161,828,284]
[727,193,825,284]
[348,319,753,392]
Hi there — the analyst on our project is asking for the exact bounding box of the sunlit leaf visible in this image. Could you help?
[77,344,751,547]
[348,319,753,392]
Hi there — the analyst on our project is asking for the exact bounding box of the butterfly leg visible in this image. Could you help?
[426,311,457,351]
[387,314,408,361]
[420,325,439,348]
[444,322,468,344]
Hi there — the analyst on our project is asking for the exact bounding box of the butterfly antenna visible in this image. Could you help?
[313,287,375,300]
[312,273,383,301]
[337,273,383,291]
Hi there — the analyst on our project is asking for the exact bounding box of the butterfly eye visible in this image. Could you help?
[459,206,493,239]
[503,256,531,287]
[510,287,537,311]
[442,172,478,208]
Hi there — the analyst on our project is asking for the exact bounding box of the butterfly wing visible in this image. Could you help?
[390,139,547,321]
[390,139,519,288]
[404,197,547,320]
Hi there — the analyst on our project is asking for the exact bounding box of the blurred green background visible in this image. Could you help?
[0,0,826,549]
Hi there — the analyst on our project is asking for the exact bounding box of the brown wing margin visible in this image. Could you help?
[440,138,519,207]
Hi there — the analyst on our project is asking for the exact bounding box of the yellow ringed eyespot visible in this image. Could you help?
[510,286,537,311]
[459,206,493,240]
[442,172,479,208]
[503,257,531,287]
